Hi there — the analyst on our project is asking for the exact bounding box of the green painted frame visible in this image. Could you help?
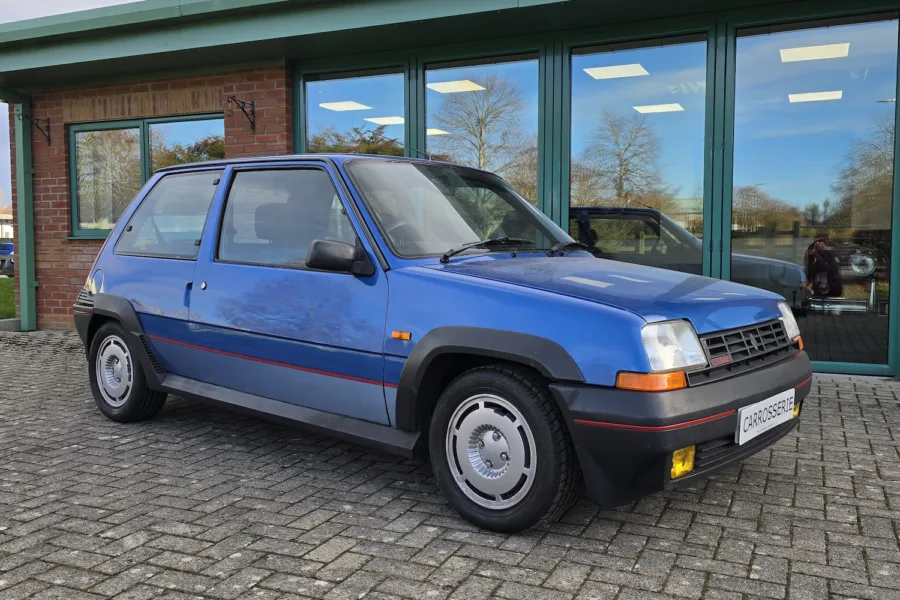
[68,113,224,239]
[14,102,36,330]
[289,0,900,375]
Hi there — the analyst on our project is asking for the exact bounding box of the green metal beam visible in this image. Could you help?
[13,103,36,331]
[0,0,569,74]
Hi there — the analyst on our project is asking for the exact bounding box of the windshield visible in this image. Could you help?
[345,160,573,257]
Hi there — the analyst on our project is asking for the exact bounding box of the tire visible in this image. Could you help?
[429,365,580,532]
[88,321,167,422]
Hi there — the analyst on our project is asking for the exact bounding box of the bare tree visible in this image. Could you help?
[580,110,662,206]
[431,74,531,176]
[502,137,538,205]
[802,202,822,225]
[831,117,895,228]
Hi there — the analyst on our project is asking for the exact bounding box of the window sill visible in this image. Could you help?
[67,233,110,241]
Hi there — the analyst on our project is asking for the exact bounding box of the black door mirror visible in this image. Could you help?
[305,239,375,276]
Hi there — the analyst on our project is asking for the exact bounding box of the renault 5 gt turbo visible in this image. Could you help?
[74,154,812,532]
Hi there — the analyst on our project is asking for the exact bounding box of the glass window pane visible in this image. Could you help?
[426,57,539,204]
[219,169,356,267]
[150,118,225,172]
[116,170,222,259]
[306,72,405,155]
[570,40,707,274]
[732,19,897,364]
[74,127,142,231]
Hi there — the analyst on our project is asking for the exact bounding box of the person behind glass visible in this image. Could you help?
[806,235,843,298]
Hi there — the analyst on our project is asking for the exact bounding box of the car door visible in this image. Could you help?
[183,162,391,424]
[103,168,223,373]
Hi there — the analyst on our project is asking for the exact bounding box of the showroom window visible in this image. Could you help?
[70,114,224,237]
[425,55,540,204]
[731,18,898,365]
[569,37,708,274]
[305,70,406,155]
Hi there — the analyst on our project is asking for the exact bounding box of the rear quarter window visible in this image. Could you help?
[115,170,222,259]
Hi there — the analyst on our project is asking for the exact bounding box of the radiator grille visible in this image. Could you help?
[688,319,795,386]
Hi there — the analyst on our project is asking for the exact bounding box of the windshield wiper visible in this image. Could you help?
[440,237,533,264]
[546,241,590,256]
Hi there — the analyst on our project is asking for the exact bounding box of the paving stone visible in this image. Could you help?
[1,332,896,600]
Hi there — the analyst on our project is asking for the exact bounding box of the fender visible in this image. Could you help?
[81,293,166,388]
[394,326,585,431]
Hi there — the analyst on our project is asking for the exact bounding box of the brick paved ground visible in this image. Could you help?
[1,331,899,600]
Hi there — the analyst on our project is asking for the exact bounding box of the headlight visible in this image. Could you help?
[641,320,707,372]
[778,302,800,339]
[850,251,876,277]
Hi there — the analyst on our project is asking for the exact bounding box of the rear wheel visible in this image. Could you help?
[429,365,579,532]
[88,321,167,422]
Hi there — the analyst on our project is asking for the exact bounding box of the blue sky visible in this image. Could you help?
[571,41,707,202]
[733,20,898,208]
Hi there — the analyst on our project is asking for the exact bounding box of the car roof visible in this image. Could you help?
[154,153,468,174]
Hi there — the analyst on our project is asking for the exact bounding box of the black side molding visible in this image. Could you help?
[394,326,584,431]
[161,374,422,458]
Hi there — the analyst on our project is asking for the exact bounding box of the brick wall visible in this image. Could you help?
[8,64,293,328]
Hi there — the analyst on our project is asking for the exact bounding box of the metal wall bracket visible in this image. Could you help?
[226,96,255,132]
[17,114,50,145]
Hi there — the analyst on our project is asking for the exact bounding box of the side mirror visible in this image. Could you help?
[305,239,375,276]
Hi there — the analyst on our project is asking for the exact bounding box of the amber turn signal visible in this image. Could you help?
[615,371,687,392]
[391,331,411,341]
[794,336,804,350]
[793,401,801,418]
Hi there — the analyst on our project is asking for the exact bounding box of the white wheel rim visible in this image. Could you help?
[95,335,133,408]
[445,393,537,510]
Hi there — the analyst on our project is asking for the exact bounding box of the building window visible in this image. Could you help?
[425,56,539,204]
[306,70,405,155]
[70,114,224,237]
[731,18,898,365]
[569,38,707,275]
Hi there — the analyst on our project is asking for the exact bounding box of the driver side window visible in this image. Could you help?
[218,168,357,268]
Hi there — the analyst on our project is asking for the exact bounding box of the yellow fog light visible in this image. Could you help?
[671,445,696,480]
[793,401,801,418]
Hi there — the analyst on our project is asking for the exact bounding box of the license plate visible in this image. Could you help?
[735,389,795,445]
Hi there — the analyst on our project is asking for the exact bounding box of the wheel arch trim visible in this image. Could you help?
[83,293,165,389]
[394,326,585,431]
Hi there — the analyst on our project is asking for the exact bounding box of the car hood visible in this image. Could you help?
[424,255,784,334]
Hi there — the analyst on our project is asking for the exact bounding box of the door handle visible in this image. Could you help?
[183,282,193,307]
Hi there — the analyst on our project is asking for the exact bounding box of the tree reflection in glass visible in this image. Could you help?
[426,59,539,204]
[306,72,406,156]
[569,40,707,274]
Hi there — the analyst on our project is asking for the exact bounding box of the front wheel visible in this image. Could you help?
[88,321,167,422]
[429,365,579,532]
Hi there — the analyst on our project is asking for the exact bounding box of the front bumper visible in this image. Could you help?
[551,350,812,507]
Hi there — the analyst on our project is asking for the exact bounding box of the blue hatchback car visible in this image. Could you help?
[74,155,812,532]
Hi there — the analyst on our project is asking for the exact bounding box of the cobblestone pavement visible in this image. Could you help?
[1,331,899,600]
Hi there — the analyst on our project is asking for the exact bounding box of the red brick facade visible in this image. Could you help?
[8,64,293,328]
